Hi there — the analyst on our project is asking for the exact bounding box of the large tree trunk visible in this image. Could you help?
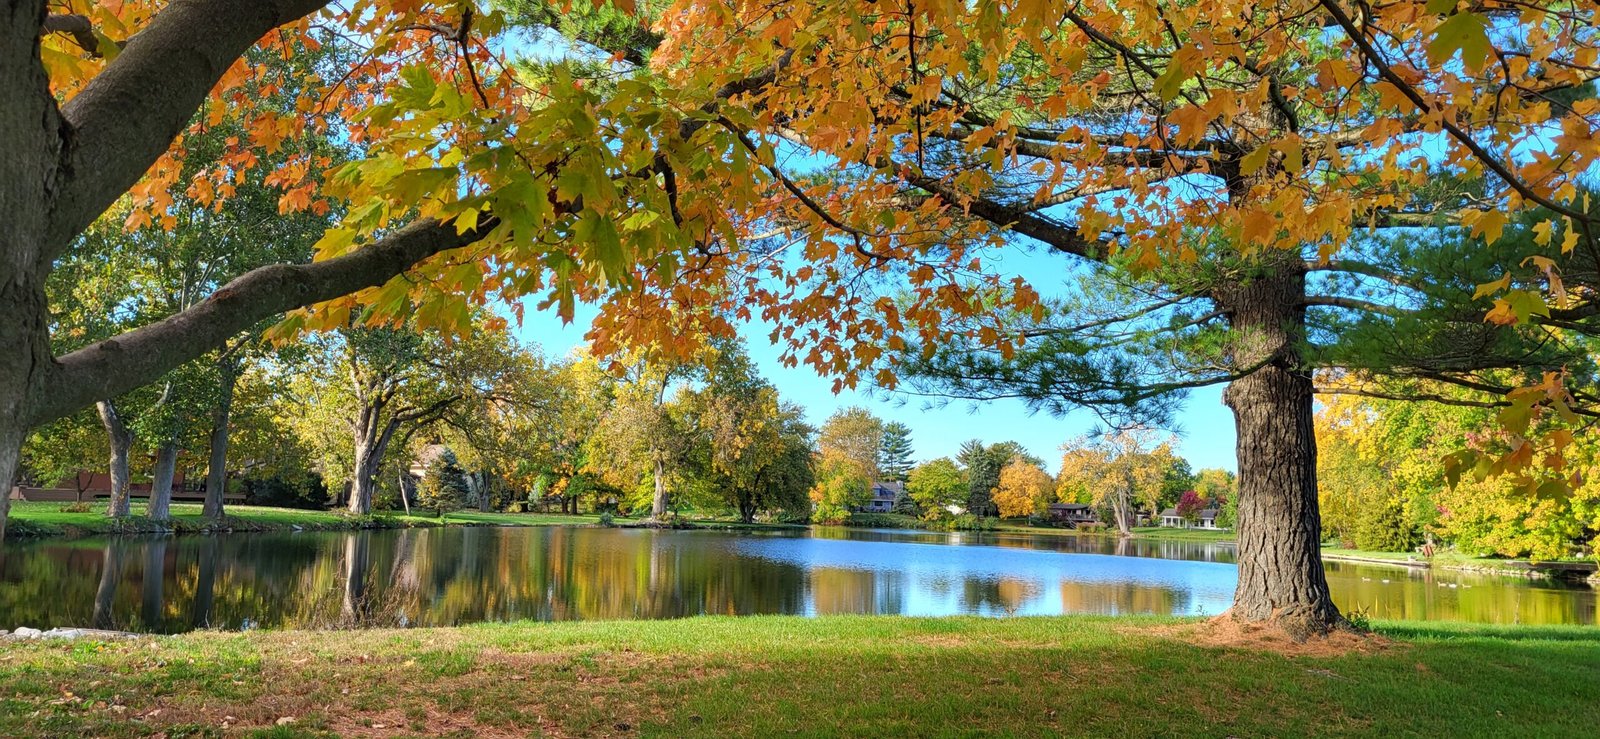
[348,413,399,515]
[203,360,238,520]
[651,457,668,519]
[0,0,64,545]
[147,441,179,521]
[98,400,135,518]
[1217,263,1343,637]
[1109,485,1133,537]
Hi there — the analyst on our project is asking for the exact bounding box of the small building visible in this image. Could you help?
[859,481,904,513]
[1159,507,1224,529]
[1046,503,1100,526]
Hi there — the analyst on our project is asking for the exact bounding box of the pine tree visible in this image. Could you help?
[416,449,469,517]
[878,422,914,482]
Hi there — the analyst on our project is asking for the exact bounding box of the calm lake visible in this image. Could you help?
[0,525,1594,633]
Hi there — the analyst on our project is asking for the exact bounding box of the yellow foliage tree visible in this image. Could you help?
[992,457,1055,519]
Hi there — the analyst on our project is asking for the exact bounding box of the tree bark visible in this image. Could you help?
[1217,263,1344,637]
[98,400,135,517]
[0,0,63,544]
[651,457,668,519]
[348,415,400,516]
[147,440,179,521]
[203,358,238,520]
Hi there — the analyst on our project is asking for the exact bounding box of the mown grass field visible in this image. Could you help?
[4,501,600,539]
[1,615,1595,737]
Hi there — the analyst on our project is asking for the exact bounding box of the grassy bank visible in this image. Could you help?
[993,521,1238,544]
[1,615,1597,737]
[4,501,600,540]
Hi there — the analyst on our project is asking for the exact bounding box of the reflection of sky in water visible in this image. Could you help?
[4,526,1593,632]
[730,535,1238,618]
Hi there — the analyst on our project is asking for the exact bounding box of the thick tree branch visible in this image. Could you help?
[47,0,333,258]
[42,14,98,55]
[35,217,496,426]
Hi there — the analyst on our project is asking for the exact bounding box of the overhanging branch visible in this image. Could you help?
[36,217,497,426]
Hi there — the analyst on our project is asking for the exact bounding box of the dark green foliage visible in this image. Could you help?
[956,439,1035,516]
[242,471,330,510]
[878,422,915,482]
[418,450,469,516]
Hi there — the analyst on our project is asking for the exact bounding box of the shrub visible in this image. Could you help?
[598,511,616,527]
[951,513,996,531]
[57,501,93,513]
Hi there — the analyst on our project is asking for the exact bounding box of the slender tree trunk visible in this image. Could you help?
[397,467,413,515]
[203,360,238,520]
[147,441,179,521]
[1217,264,1343,637]
[651,457,668,520]
[98,400,135,517]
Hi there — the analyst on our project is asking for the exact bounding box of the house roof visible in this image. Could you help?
[1161,507,1219,518]
[1048,503,1091,511]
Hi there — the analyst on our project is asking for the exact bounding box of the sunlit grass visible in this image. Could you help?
[0,615,1595,737]
[4,501,599,539]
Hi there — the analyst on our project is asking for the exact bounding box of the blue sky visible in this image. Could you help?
[510,294,1239,475]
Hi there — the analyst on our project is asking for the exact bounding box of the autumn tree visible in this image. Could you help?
[1058,430,1178,537]
[680,343,814,522]
[956,440,1036,517]
[991,457,1055,519]
[9,0,1598,639]
[587,353,703,520]
[906,457,967,518]
[816,407,886,482]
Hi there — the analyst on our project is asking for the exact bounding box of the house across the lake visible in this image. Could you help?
[1159,507,1225,529]
[1045,503,1100,526]
[858,481,904,513]
[8,470,244,505]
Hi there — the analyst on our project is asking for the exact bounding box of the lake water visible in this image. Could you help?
[0,525,1593,633]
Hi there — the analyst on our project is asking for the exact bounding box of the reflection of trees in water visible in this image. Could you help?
[1325,563,1596,625]
[93,543,123,630]
[1057,580,1187,616]
[960,576,1040,616]
[808,569,907,615]
[4,529,1596,631]
[139,537,168,630]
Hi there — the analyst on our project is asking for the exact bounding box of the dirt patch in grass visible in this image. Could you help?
[1139,617,1397,657]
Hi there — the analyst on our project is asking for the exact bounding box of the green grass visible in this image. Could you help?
[0,615,1596,737]
[4,501,600,539]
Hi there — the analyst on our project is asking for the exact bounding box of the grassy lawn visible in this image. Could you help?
[5,501,600,539]
[0,615,1596,737]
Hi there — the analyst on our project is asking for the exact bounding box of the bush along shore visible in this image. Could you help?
[2,615,1599,737]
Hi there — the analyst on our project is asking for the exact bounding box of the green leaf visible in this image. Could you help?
[1152,65,1187,102]
[1427,13,1493,72]
[1503,288,1550,323]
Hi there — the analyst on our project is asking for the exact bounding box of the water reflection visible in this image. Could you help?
[0,527,1591,633]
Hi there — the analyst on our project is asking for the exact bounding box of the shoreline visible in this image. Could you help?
[7,503,1595,583]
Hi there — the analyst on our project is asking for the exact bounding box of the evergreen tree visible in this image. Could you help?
[878,422,915,482]
[416,449,469,517]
